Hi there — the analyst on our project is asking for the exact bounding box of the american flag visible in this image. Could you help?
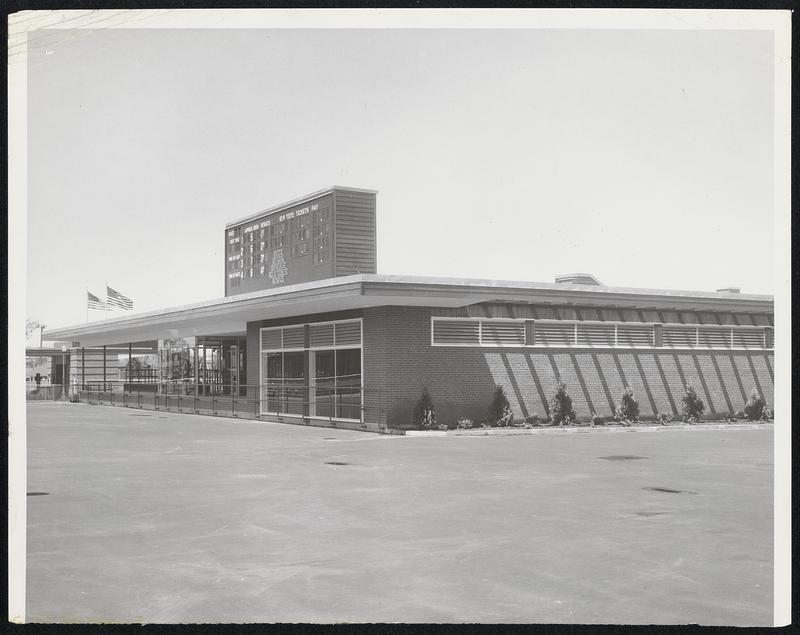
[87,291,104,310]
[106,285,133,310]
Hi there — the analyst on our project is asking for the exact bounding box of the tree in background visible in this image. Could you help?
[614,386,640,425]
[550,381,576,426]
[743,389,768,421]
[487,385,513,426]
[681,384,705,423]
[413,388,437,429]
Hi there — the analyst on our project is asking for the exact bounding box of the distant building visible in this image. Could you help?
[45,187,774,430]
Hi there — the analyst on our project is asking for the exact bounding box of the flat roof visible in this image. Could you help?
[225,186,378,229]
[43,274,774,347]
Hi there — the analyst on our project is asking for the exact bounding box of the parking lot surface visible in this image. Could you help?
[26,402,773,624]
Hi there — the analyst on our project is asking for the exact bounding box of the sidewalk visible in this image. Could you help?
[405,422,773,437]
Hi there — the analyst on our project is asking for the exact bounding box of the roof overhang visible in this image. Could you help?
[44,274,774,347]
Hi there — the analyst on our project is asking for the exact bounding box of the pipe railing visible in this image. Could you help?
[74,381,386,429]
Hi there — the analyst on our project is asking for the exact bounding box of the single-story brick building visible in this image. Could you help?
[45,187,774,431]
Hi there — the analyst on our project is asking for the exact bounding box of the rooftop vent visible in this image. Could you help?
[716,287,741,294]
[555,273,602,286]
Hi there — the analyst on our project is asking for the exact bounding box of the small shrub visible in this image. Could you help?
[456,417,474,429]
[488,385,514,427]
[761,407,773,421]
[734,410,746,419]
[616,387,640,423]
[743,389,767,421]
[656,412,673,426]
[550,381,576,426]
[590,413,603,427]
[437,423,449,431]
[681,384,705,423]
[524,413,541,426]
[413,389,437,429]
[613,408,631,426]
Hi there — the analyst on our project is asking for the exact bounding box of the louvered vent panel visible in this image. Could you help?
[732,327,765,349]
[533,322,575,346]
[261,329,282,351]
[309,323,335,348]
[616,324,654,348]
[480,321,525,346]
[334,321,362,346]
[282,326,305,349]
[576,323,616,347]
[698,326,732,348]
[432,320,480,345]
[662,326,697,348]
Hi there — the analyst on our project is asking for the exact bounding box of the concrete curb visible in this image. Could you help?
[403,423,774,437]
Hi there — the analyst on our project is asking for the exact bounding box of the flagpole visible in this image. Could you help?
[105,281,108,319]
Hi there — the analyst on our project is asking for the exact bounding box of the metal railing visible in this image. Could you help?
[73,382,387,430]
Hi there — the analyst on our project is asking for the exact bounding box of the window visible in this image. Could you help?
[481,321,525,346]
[698,326,732,349]
[732,327,765,349]
[309,323,334,348]
[432,319,480,345]
[532,322,575,347]
[663,325,697,348]
[430,316,771,349]
[616,324,654,348]
[260,319,362,421]
[576,323,615,347]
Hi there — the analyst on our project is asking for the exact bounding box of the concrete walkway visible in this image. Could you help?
[26,402,773,624]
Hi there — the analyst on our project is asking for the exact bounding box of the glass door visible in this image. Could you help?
[283,352,305,415]
[264,352,283,413]
[336,349,362,420]
[311,350,335,418]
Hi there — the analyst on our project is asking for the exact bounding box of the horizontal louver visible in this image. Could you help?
[261,328,282,351]
[433,319,480,345]
[576,323,616,347]
[334,321,361,346]
[698,326,731,349]
[533,322,575,346]
[282,326,305,349]
[662,326,697,348]
[481,321,525,346]
[732,327,765,349]
[309,323,334,348]
[616,324,654,348]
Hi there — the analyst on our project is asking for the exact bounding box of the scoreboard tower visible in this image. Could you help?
[224,186,377,297]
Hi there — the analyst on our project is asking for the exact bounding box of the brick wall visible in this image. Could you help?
[363,306,775,428]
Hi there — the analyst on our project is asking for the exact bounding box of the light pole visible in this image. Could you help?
[61,344,68,401]
[39,323,46,348]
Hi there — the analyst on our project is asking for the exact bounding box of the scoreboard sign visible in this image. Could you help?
[224,187,376,296]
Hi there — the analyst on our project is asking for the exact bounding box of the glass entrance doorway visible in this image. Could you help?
[260,318,363,421]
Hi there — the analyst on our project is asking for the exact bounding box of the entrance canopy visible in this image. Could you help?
[44,274,773,347]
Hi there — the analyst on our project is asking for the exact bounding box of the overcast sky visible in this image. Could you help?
[26,26,775,329]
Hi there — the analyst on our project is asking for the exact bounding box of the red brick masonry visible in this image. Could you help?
[363,307,774,428]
